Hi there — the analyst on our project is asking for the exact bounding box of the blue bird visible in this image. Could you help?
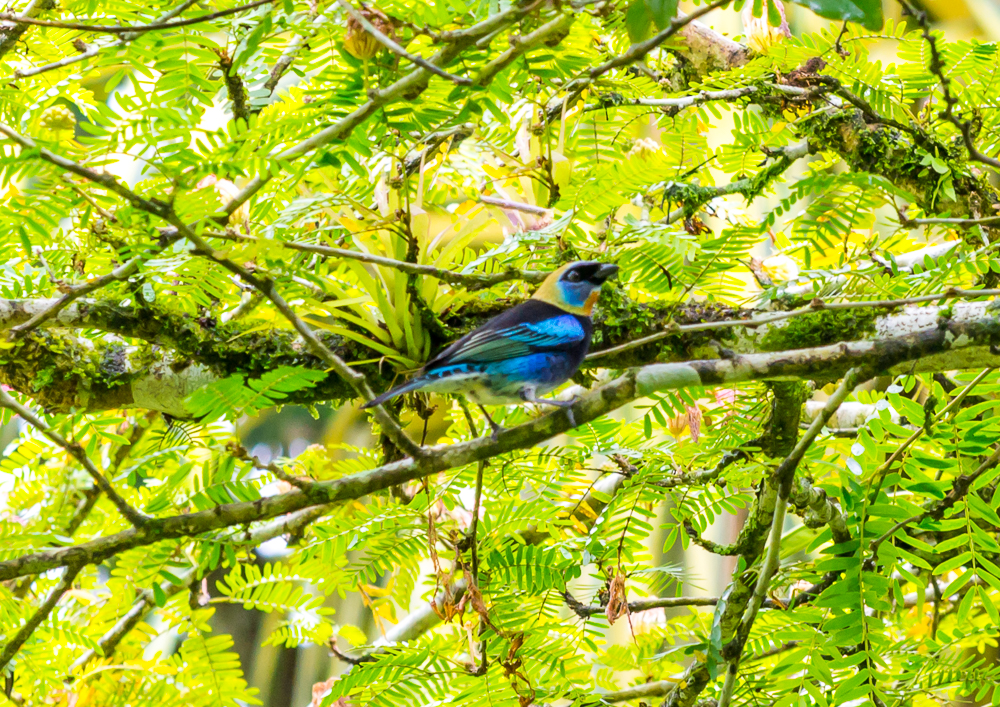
[362,261,619,437]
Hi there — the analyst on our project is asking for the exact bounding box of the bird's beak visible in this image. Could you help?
[593,263,620,284]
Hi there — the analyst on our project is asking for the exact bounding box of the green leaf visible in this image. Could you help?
[644,0,678,29]
[789,0,883,30]
[152,582,167,608]
[625,0,654,43]
[767,0,783,26]
[706,585,731,679]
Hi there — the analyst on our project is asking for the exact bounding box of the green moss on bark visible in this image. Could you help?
[759,308,878,352]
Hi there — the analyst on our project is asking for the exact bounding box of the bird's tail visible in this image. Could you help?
[360,377,426,409]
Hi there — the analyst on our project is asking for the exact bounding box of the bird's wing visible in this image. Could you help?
[427,314,587,367]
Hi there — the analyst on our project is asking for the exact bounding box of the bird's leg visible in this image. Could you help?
[520,388,579,428]
[477,404,504,441]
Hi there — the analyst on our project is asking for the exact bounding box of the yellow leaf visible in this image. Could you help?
[338,216,364,231]
[339,624,368,647]
[361,582,392,598]
[374,601,397,622]
[575,500,598,520]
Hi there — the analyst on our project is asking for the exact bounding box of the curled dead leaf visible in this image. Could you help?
[605,572,629,626]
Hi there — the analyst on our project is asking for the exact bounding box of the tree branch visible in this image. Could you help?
[899,0,1000,171]
[1,315,994,583]
[869,445,1000,560]
[7,236,178,339]
[588,286,1000,362]
[217,50,251,125]
[541,0,732,123]
[658,139,811,225]
[67,503,328,677]
[789,476,850,545]
[219,0,548,221]
[0,564,81,673]
[716,368,864,707]
[337,0,471,85]
[0,0,55,58]
[0,0,274,35]
[11,0,200,78]
[179,227,425,459]
[563,591,719,618]
[205,229,547,289]
[473,11,575,86]
[585,86,757,115]
[0,388,148,528]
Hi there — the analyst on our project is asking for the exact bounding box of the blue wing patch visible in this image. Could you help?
[443,315,586,364]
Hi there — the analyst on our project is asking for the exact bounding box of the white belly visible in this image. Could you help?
[418,372,551,405]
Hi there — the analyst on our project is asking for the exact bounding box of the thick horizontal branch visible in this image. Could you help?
[4,291,1000,416]
[3,303,1000,581]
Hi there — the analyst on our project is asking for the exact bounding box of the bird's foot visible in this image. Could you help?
[477,404,504,441]
[523,391,580,429]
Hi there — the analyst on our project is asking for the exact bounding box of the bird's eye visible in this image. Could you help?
[566,270,582,282]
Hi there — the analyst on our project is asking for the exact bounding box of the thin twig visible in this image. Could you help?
[479,195,552,216]
[0,388,148,528]
[0,564,81,672]
[867,367,993,500]
[68,504,327,676]
[263,33,307,96]
[0,0,274,34]
[12,0,201,78]
[0,0,55,58]
[469,460,486,582]
[337,0,471,85]
[869,445,1000,559]
[230,443,322,496]
[656,140,812,225]
[540,0,732,125]
[899,0,1000,170]
[900,214,1000,228]
[588,0,730,80]
[584,86,757,113]
[206,230,547,288]
[14,41,100,78]
[588,287,1000,361]
[0,122,171,214]
[472,12,575,86]
[564,592,719,618]
[8,237,177,338]
[218,2,590,222]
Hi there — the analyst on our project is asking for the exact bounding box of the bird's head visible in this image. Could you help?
[532,261,620,316]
